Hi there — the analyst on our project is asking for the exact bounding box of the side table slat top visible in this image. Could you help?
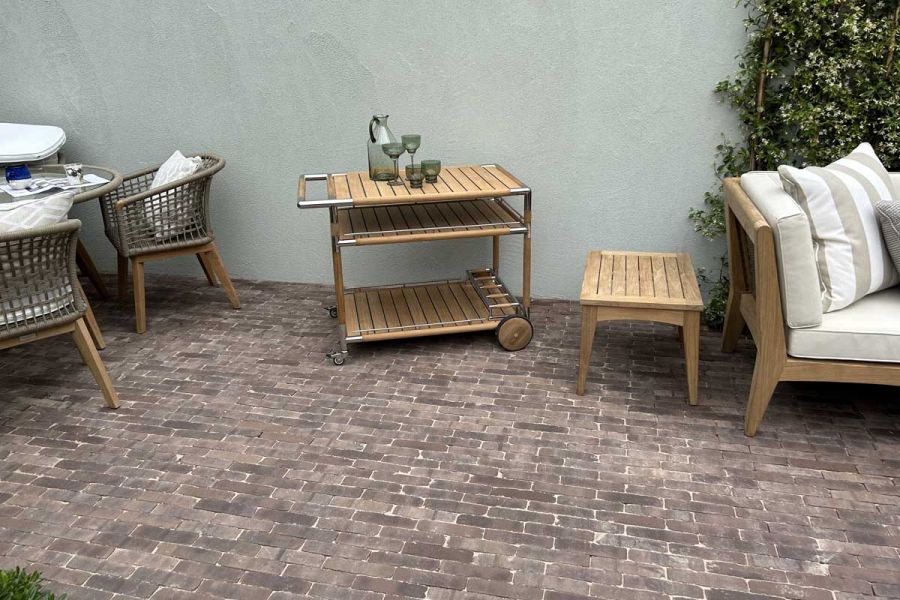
[580,250,703,311]
[328,165,526,205]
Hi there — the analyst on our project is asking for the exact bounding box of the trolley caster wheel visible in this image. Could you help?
[325,306,338,318]
[326,351,346,366]
[496,315,533,351]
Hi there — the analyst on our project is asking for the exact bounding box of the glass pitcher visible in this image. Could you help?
[367,114,397,181]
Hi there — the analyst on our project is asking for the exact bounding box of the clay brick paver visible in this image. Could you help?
[1,275,898,599]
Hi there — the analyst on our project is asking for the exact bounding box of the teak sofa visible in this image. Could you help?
[722,173,900,436]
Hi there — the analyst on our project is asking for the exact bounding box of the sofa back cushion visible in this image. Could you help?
[740,172,822,328]
[874,199,900,274]
[778,143,899,312]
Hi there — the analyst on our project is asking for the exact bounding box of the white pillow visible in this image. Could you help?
[146,151,202,239]
[0,191,74,234]
[778,143,899,312]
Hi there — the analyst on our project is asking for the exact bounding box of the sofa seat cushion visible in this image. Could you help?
[740,172,822,328]
[786,286,900,362]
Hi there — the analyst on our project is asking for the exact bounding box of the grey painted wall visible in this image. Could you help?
[1,1,744,300]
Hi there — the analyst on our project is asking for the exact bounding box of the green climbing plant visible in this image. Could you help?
[0,568,65,600]
[690,0,900,327]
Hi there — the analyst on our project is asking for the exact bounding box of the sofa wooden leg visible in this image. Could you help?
[744,351,781,436]
[721,289,745,352]
[132,258,146,334]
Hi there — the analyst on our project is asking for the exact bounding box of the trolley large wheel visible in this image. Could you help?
[495,315,533,351]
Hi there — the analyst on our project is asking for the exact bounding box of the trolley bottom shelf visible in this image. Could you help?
[342,269,519,342]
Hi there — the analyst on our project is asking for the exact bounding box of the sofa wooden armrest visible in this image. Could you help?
[721,177,900,436]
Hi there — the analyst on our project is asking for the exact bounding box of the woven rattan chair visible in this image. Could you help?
[0,220,120,408]
[98,153,240,333]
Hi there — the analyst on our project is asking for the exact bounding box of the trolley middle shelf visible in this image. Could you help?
[336,198,526,246]
[343,268,522,342]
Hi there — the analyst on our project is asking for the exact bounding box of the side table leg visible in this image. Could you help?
[76,240,110,299]
[683,311,700,405]
[577,305,597,395]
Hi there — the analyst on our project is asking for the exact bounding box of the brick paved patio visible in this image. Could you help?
[0,275,898,600]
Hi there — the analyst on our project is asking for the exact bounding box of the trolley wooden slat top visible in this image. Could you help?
[580,251,703,311]
[324,165,526,206]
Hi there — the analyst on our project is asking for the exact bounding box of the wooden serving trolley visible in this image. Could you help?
[297,164,533,364]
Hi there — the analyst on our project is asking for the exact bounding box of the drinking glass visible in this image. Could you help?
[401,135,421,167]
[381,143,405,185]
[405,164,424,188]
[64,163,84,185]
[421,160,441,183]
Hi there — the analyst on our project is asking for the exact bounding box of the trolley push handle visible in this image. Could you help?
[296,173,352,209]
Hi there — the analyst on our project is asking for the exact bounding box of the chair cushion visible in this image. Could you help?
[0,191,74,233]
[786,286,900,363]
[1,285,75,329]
[740,172,822,328]
[146,151,202,239]
[778,143,899,312]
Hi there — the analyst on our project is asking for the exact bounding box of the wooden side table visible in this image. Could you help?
[577,250,704,404]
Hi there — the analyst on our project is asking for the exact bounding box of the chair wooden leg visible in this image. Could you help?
[82,300,106,350]
[132,258,146,333]
[576,306,597,395]
[71,318,120,409]
[117,254,129,302]
[197,253,218,286]
[75,240,110,299]
[74,280,105,350]
[744,351,782,436]
[682,311,700,406]
[721,288,745,352]
[204,245,241,309]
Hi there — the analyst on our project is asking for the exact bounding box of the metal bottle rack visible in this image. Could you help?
[297,164,533,364]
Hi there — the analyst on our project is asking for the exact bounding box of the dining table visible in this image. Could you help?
[0,163,122,299]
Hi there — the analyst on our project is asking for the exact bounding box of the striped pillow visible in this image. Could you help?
[778,143,899,312]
